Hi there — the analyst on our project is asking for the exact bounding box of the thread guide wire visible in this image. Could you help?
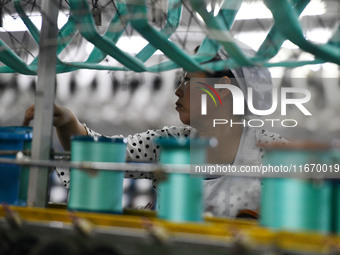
[0,0,339,74]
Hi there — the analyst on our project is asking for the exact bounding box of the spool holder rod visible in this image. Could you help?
[0,156,336,179]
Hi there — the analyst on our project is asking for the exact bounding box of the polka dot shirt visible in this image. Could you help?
[56,126,194,190]
[55,125,286,218]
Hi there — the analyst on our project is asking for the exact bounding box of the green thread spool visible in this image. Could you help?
[17,139,32,206]
[68,136,126,213]
[334,181,340,234]
[260,143,333,233]
[330,149,340,234]
[155,138,208,222]
[0,126,32,205]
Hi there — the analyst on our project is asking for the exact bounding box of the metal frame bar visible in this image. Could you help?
[0,156,337,179]
[27,0,60,207]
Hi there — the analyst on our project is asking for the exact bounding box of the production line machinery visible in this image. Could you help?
[1,205,339,255]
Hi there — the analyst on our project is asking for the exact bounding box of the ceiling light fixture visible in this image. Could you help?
[0,12,68,32]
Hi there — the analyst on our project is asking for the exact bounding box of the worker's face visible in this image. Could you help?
[175,71,208,125]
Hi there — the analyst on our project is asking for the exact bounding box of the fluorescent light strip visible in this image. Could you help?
[234,0,325,20]
[0,12,69,32]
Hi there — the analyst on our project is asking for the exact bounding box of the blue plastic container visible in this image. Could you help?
[0,126,32,205]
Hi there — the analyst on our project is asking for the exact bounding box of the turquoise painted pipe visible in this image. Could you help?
[260,146,333,233]
[68,136,126,213]
[156,138,208,222]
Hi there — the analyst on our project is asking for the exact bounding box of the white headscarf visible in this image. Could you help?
[216,40,273,116]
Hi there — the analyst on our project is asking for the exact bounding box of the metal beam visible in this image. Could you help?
[27,0,60,207]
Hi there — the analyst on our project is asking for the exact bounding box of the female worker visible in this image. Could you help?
[23,43,286,218]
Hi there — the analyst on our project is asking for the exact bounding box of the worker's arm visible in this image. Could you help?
[23,104,87,150]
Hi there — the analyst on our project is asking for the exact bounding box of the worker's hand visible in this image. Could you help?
[23,104,87,150]
[22,104,35,126]
[22,104,76,128]
[53,104,78,128]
